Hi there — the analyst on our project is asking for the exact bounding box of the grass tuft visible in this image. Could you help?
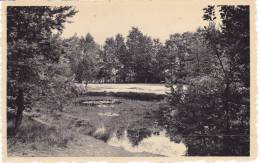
[8,116,74,149]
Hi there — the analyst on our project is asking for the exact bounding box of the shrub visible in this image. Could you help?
[159,78,249,156]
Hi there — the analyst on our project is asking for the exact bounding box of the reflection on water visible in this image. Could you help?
[107,129,187,156]
[127,128,153,146]
[78,96,187,156]
[97,112,120,117]
[80,99,121,107]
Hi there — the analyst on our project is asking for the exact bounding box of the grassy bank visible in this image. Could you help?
[8,93,163,156]
[8,114,159,156]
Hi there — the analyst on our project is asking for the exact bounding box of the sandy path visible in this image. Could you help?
[87,84,170,95]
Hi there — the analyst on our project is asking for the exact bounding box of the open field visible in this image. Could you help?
[87,84,170,95]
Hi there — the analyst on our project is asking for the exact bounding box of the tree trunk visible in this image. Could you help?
[224,83,230,133]
[14,88,25,133]
[195,51,200,74]
[223,83,231,155]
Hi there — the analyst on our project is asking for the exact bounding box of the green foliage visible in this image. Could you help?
[63,25,220,85]
[160,5,250,156]
[126,27,154,82]
[160,78,249,155]
[7,6,77,131]
[100,37,117,82]
[114,34,129,82]
[63,33,100,83]
[220,6,250,87]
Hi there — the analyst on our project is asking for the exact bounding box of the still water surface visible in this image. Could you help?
[79,97,187,156]
[107,129,187,156]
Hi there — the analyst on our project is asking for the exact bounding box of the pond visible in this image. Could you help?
[73,96,187,156]
[107,129,187,156]
[79,99,122,107]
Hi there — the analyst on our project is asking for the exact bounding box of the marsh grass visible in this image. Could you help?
[8,116,74,149]
[91,126,112,142]
[8,90,164,156]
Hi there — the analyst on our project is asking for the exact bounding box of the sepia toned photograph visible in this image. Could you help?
[2,0,255,160]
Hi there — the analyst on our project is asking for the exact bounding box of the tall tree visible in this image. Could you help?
[102,37,117,82]
[64,33,100,83]
[126,27,153,83]
[149,38,165,82]
[159,5,250,156]
[203,5,250,155]
[7,6,77,132]
[164,33,188,83]
[114,34,129,82]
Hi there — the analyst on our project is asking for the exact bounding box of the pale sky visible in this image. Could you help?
[61,0,208,44]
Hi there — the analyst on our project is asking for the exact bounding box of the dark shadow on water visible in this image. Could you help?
[126,128,153,146]
[106,127,187,156]
[84,92,166,101]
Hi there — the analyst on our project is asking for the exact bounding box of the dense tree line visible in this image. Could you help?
[63,26,214,84]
